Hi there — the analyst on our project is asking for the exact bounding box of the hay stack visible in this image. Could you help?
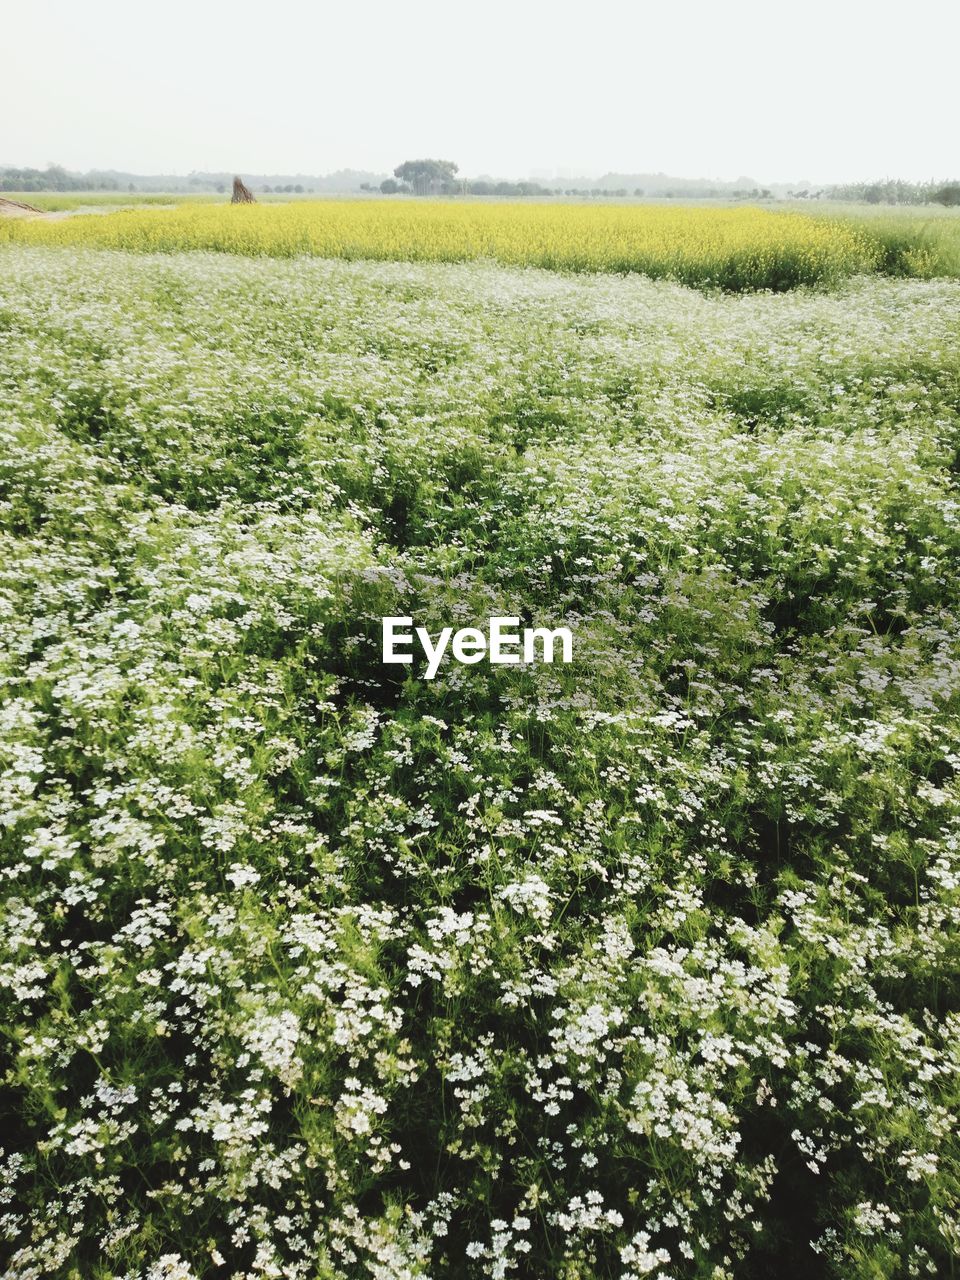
[231,177,256,204]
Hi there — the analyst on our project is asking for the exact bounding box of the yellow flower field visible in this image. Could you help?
[0,199,880,290]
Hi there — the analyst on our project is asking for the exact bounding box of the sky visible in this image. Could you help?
[6,0,958,183]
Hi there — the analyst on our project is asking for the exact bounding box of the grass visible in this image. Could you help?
[1,244,959,1278]
[841,211,960,277]
[0,190,211,211]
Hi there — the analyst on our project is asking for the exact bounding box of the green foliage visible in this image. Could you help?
[828,209,960,280]
[393,159,459,196]
[1,248,960,1279]
[824,178,960,205]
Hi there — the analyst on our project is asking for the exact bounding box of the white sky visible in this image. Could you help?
[6,0,958,183]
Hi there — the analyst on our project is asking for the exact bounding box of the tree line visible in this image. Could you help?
[5,162,959,206]
[0,165,125,192]
[819,179,960,206]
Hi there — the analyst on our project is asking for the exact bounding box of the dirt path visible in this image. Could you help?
[0,197,52,218]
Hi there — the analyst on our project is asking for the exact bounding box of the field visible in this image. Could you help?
[0,193,207,211]
[5,198,960,290]
[1,222,960,1280]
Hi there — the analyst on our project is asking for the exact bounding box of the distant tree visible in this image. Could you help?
[452,179,548,198]
[215,182,225,193]
[825,179,942,205]
[393,158,458,196]
[380,178,411,194]
[294,184,304,193]
[44,164,71,191]
[933,184,960,207]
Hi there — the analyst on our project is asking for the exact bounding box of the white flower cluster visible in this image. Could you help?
[1,246,959,1277]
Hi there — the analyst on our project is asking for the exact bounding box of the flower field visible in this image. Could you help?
[5,199,958,291]
[0,201,887,290]
[1,243,960,1280]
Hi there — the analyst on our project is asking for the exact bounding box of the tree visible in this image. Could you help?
[380,178,409,194]
[393,158,458,196]
[932,184,960,207]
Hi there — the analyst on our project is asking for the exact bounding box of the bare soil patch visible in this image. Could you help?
[0,196,52,219]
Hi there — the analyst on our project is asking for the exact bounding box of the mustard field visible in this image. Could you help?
[0,199,885,290]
